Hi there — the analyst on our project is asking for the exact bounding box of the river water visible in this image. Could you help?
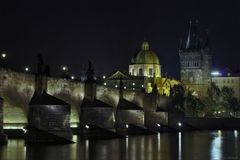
[0,130,239,160]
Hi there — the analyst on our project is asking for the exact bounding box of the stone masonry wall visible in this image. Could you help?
[0,69,146,126]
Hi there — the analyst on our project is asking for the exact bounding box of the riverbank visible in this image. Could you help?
[185,117,240,130]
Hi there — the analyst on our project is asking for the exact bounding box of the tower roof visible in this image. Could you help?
[185,20,201,50]
[131,41,160,65]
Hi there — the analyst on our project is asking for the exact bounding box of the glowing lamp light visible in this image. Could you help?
[25,67,29,72]
[115,85,118,88]
[71,76,75,80]
[234,130,238,138]
[133,88,135,90]
[126,124,129,128]
[104,82,107,86]
[103,75,106,79]
[124,86,127,89]
[22,128,27,133]
[211,71,221,76]
[132,82,135,86]
[62,66,68,71]
[157,123,161,127]
[178,122,182,127]
[141,85,144,88]
[1,53,6,58]
[85,125,89,129]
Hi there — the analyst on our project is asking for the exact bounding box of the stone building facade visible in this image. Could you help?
[211,70,240,100]
[179,20,211,97]
[103,41,179,95]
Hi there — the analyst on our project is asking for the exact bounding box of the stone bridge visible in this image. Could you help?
[0,68,146,129]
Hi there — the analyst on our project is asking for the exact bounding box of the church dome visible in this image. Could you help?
[131,41,160,65]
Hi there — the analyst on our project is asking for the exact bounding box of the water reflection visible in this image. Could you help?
[234,130,238,159]
[178,132,182,160]
[0,131,239,160]
[210,130,222,160]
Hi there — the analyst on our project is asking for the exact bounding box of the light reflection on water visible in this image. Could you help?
[210,130,222,160]
[0,131,239,160]
[178,132,182,160]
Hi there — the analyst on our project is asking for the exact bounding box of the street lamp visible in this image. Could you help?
[71,76,75,80]
[178,122,182,127]
[25,67,29,72]
[62,66,68,71]
[1,53,6,58]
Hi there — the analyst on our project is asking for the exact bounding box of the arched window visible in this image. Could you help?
[139,68,143,76]
[149,68,153,76]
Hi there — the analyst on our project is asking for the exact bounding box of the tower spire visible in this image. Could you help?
[186,20,199,49]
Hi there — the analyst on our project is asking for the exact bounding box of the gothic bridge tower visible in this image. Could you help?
[179,20,212,97]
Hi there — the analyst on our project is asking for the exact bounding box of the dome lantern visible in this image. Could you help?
[141,41,150,51]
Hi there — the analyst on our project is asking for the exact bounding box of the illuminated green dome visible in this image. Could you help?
[131,41,160,65]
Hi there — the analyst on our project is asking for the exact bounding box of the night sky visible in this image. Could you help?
[0,0,240,79]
